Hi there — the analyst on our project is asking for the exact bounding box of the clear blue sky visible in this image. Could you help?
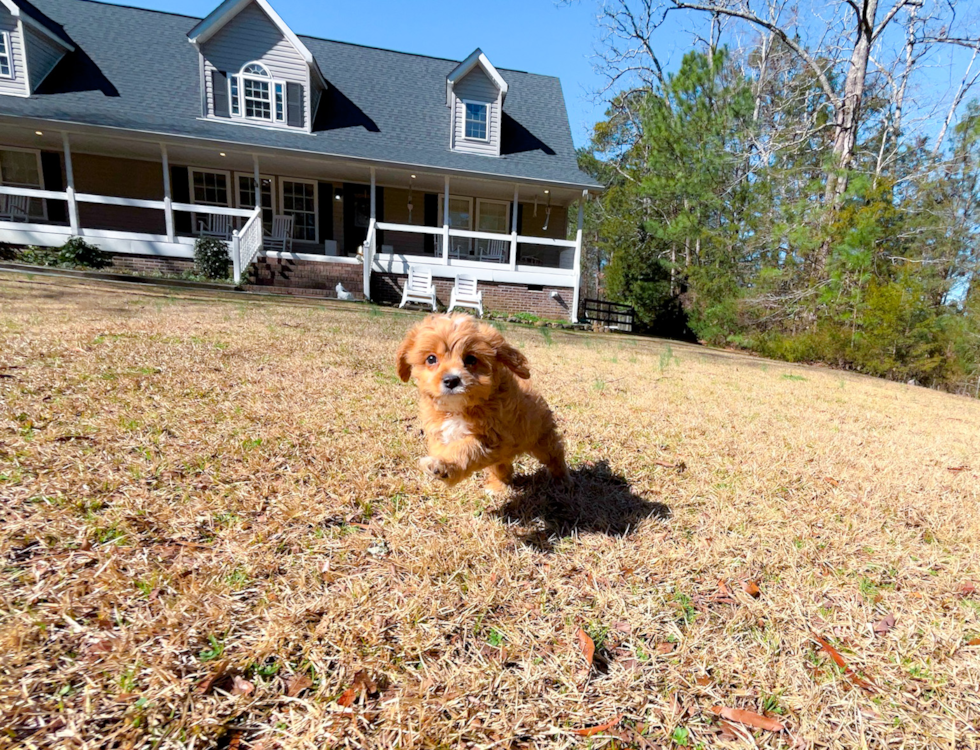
[113,0,610,148]
[108,0,977,153]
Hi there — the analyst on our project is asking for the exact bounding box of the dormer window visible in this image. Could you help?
[447,49,508,156]
[464,102,488,141]
[228,62,286,124]
[0,32,12,79]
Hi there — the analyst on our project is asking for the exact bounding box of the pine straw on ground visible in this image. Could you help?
[1,274,979,750]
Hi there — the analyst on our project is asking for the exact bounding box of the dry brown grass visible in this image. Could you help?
[1,273,979,750]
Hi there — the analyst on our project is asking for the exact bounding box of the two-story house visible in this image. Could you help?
[0,0,601,319]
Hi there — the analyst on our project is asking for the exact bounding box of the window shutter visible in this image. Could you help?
[286,82,304,128]
[423,194,438,254]
[317,182,333,241]
[40,152,66,224]
[170,165,191,234]
[212,70,229,118]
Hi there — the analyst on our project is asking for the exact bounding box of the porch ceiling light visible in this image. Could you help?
[219,152,226,157]
[35,131,43,136]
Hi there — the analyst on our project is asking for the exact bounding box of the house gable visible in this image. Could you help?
[0,0,73,96]
[190,0,324,132]
[23,22,63,89]
[0,6,27,97]
[447,49,506,157]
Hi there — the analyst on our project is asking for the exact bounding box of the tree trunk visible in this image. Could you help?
[825,0,878,204]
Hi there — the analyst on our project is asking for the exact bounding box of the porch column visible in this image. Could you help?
[442,175,450,264]
[61,132,79,235]
[510,184,519,271]
[370,166,376,222]
[160,144,175,243]
[572,190,587,323]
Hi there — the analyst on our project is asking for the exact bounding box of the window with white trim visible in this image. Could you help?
[190,169,229,206]
[0,31,12,79]
[280,179,316,242]
[0,148,46,220]
[464,101,488,140]
[228,62,287,124]
[229,74,240,116]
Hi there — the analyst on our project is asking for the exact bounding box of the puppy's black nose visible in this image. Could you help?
[443,374,462,390]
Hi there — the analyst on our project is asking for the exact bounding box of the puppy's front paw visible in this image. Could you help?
[420,456,462,484]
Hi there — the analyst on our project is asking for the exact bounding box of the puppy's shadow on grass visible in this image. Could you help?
[491,460,670,551]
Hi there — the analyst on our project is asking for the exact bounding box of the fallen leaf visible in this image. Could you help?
[655,642,676,654]
[873,613,896,636]
[195,661,230,695]
[226,728,244,750]
[337,686,357,707]
[613,621,632,634]
[947,466,969,472]
[741,580,761,598]
[573,715,622,737]
[711,706,785,732]
[967,637,980,646]
[958,582,978,597]
[231,676,254,696]
[813,634,878,692]
[848,672,878,693]
[812,634,847,670]
[695,675,712,686]
[824,477,840,487]
[285,674,312,698]
[575,628,595,668]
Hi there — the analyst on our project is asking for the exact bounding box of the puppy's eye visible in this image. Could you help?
[425,354,437,365]
[463,354,478,367]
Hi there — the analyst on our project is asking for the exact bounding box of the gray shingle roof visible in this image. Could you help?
[0,0,601,189]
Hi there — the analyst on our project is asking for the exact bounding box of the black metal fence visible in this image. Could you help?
[582,298,636,332]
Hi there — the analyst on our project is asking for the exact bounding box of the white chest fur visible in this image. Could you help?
[439,415,472,444]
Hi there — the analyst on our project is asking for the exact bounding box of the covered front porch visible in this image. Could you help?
[0,121,588,319]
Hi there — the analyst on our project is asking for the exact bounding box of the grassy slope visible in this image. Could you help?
[1,274,979,750]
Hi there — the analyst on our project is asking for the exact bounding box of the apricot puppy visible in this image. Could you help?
[396,313,568,491]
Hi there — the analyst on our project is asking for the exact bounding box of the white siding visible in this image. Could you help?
[0,14,27,97]
[451,68,500,157]
[200,1,309,129]
[23,25,65,91]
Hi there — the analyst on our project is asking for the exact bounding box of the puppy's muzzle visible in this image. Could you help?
[441,373,464,394]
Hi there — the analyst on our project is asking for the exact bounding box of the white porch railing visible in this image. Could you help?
[0,183,260,272]
[231,206,263,284]
[361,217,377,299]
[372,220,578,289]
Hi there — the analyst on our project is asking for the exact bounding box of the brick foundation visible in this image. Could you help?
[102,253,574,318]
[372,272,573,320]
[109,253,195,276]
[249,256,365,299]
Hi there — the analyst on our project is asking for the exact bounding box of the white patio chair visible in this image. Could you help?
[197,213,232,240]
[399,266,437,311]
[479,239,508,263]
[448,273,483,317]
[0,194,30,222]
[264,214,294,252]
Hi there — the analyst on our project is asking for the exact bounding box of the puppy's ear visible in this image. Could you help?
[496,340,530,379]
[395,325,418,382]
